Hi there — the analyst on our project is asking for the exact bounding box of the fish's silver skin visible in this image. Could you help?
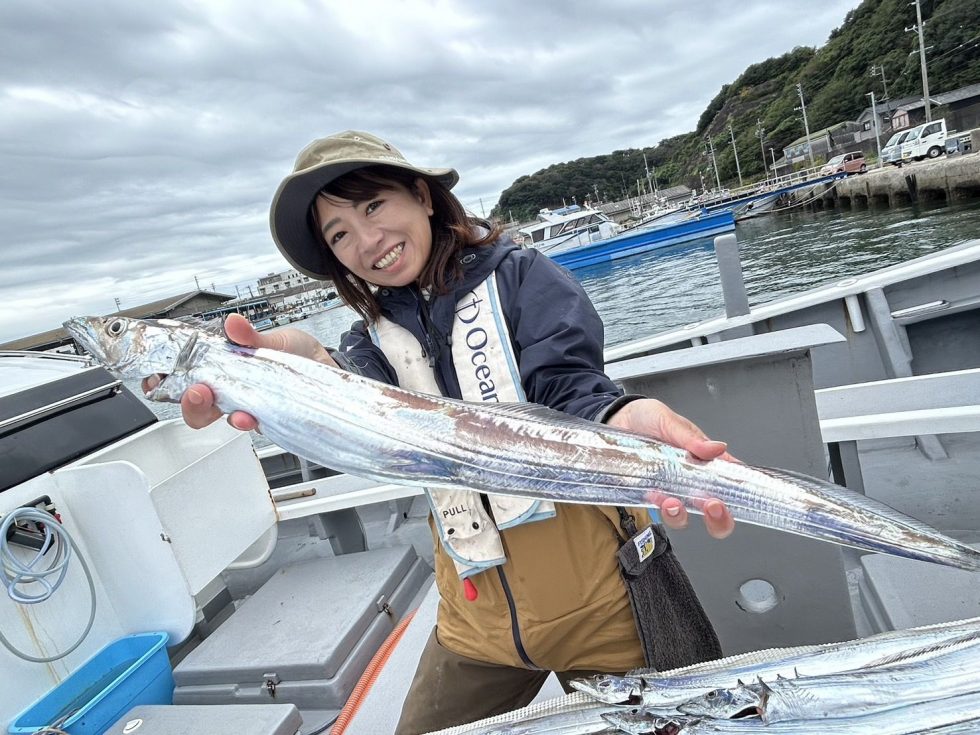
[676,684,760,720]
[753,635,980,723]
[677,634,980,721]
[571,617,980,708]
[64,316,980,574]
[604,690,980,733]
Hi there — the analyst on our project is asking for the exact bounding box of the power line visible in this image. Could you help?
[928,33,980,63]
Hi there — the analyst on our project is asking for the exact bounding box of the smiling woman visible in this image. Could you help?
[171,129,733,735]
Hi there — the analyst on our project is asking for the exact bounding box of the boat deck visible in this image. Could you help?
[845,432,980,638]
[218,428,980,733]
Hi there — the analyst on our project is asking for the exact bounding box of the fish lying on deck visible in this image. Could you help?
[64,315,980,572]
[570,616,980,708]
[603,690,980,734]
[677,632,980,722]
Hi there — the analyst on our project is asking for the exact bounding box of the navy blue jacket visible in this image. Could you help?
[334,238,629,421]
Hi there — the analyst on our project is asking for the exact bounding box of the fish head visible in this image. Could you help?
[568,673,643,704]
[64,316,195,377]
[600,709,688,735]
[676,682,761,719]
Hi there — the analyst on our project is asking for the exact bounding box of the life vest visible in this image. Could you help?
[369,273,555,578]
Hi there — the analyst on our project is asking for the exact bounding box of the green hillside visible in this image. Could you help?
[494,0,980,221]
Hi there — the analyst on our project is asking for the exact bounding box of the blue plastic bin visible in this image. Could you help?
[9,633,173,735]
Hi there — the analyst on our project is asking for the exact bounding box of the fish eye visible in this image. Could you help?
[597,680,610,690]
[106,319,125,336]
[706,690,717,699]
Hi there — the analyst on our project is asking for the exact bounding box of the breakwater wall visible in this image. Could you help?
[816,153,980,209]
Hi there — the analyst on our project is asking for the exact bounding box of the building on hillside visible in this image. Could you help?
[890,83,980,132]
[854,95,921,139]
[782,121,864,167]
[1,290,237,353]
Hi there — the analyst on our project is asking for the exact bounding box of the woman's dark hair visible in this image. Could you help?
[308,165,501,323]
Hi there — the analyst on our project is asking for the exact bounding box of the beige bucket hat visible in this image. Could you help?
[269,130,458,279]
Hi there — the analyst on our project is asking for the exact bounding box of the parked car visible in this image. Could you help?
[901,119,947,162]
[820,151,867,176]
[881,130,913,167]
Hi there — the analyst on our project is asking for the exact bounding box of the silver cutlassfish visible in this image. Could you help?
[602,690,980,734]
[64,316,980,572]
[570,617,980,708]
[677,633,980,722]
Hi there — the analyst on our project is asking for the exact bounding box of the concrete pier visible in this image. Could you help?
[819,153,980,209]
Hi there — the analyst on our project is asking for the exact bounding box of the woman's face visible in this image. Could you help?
[314,178,434,288]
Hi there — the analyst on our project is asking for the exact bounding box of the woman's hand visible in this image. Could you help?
[606,398,736,539]
[141,313,337,431]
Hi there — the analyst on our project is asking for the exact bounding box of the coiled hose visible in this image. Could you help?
[0,507,97,662]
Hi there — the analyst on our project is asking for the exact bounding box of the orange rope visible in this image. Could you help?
[331,608,418,735]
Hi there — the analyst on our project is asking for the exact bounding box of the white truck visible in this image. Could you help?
[881,129,914,166]
[901,119,948,162]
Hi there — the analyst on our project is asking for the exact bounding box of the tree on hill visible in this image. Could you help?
[493,0,980,222]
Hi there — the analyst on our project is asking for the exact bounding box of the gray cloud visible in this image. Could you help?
[0,0,858,342]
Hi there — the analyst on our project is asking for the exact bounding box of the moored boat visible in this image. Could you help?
[548,209,735,270]
[518,204,621,253]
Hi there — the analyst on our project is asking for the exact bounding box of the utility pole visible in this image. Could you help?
[909,0,932,121]
[728,124,743,187]
[869,63,890,101]
[704,136,721,191]
[795,83,815,167]
[867,91,883,168]
[194,274,201,291]
[769,147,778,176]
[114,297,121,312]
[756,119,768,179]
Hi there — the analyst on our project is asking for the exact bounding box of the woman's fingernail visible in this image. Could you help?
[706,440,727,450]
[707,502,725,520]
[665,506,681,517]
[187,389,203,406]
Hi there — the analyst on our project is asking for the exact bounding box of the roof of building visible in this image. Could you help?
[0,290,234,351]
[856,95,922,121]
[660,185,692,199]
[894,83,980,113]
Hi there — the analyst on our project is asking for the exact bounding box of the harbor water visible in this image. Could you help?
[133,199,980,423]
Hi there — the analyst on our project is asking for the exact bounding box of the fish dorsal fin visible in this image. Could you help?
[867,631,980,668]
[753,464,965,538]
[470,401,607,430]
[626,667,659,677]
[173,332,204,374]
[459,401,683,452]
[176,315,226,336]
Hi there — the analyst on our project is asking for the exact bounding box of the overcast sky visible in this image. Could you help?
[0,0,861,343]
